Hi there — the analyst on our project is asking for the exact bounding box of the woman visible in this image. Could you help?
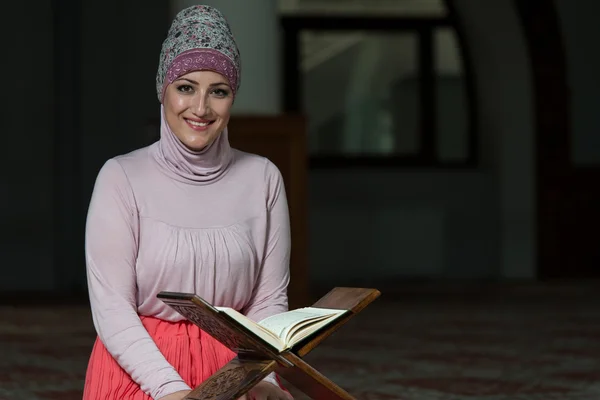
[82,5,293,400]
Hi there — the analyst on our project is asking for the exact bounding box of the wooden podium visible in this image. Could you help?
[158,287,381,400]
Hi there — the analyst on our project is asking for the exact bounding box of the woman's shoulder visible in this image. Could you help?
[230,150,285,204]
[231,149,283,181]
[96,145,155,179]
[94,145,156,186]
[112,145,154,169]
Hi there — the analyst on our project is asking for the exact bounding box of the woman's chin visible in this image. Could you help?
[172,124,223,151]
[183,141,209,152]
[177,132,212,151]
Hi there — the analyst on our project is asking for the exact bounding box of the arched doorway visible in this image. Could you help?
[515,0,600,279]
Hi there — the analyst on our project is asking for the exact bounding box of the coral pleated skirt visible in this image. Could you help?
[82,316,236,399]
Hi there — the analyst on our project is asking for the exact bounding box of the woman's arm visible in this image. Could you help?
[243,159,291,322]
[86,159,191,399]
[242,159,292,389]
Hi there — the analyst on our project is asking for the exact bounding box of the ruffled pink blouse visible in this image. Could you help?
[85,106,290,398]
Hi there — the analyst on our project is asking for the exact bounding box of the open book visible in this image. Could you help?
[159,288,381,400]
[216,306,348,352]
[157,291,349,353]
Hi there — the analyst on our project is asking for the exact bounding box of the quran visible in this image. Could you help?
[157,287,381,400]
[157,291,348,352]
[216,305,348,352]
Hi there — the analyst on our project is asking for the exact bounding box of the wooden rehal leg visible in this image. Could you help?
[184,357,277,400]
[276,353,356,400]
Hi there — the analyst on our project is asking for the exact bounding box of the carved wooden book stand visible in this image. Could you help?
[157,287,381,400]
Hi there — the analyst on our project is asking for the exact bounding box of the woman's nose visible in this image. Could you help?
[192,93,210,116]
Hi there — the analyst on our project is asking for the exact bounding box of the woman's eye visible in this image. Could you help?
[177,85,193,93]
[212,88,229,97]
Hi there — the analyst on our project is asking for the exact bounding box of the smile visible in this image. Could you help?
[185,118,214,130]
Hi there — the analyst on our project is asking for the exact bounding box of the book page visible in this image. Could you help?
[215,307,285,351]
[286,313,346,346]
[258,307,347,344]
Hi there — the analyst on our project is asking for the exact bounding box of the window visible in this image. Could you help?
[301,31,420,157]
[279,0,476,168]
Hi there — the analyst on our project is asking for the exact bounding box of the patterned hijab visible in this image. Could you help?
[156,5,241,102]
[152,5,239,185]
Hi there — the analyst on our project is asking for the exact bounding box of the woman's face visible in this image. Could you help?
[163,70,234,151]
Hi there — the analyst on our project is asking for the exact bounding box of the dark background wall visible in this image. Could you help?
[1,0,599,295]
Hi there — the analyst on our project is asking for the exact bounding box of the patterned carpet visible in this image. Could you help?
[2,285,600,399]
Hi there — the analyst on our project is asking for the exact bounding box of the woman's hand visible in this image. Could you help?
[158,390,192,400]
[239,381,293,400]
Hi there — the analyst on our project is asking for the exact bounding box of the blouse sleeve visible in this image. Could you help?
[242,159,292,389]
[243,159,291,323]
[85,159,191,399]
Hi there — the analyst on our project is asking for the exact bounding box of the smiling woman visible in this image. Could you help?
[164,71,234,151]
[81,4,293,400]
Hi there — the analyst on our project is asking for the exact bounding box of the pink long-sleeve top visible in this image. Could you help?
[85,107,291,399]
